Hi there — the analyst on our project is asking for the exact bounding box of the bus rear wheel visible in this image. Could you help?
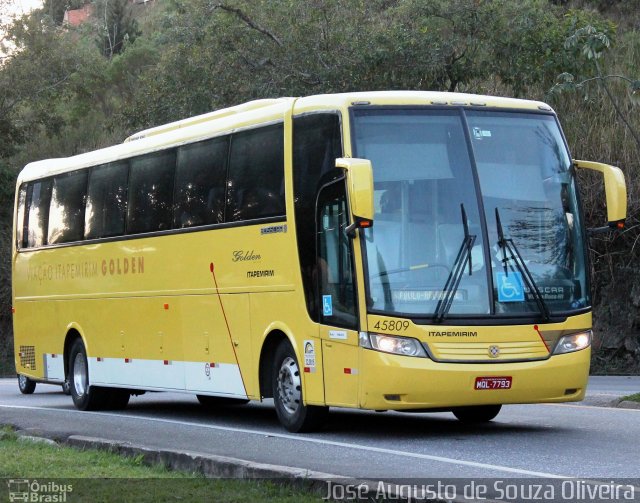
[18,374,36,394]
[272,341,328,432]
[107,389,131,410]
[452,404,502,423]
[69,339,109,411]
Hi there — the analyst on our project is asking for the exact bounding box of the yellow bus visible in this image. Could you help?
[12,92,626,432]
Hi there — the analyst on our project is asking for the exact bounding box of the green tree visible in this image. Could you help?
[95,0,141,58]
[552,17,640,152]
[0,15,86,149]
[120,0,577,129]
[0,160,14,373]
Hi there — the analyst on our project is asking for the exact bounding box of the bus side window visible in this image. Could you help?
[85,161,129,240]
[174,136,228,228]
[292,113,343,321]
[48,170,88,244]
[26,179,53,248]
[127,150,176,234]
[16,185,27,249]
[227,124,285,222]
[317,181,358,330]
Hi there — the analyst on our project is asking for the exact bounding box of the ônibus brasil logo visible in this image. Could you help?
[7,479,72,502]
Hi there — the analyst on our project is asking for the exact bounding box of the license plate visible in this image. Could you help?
[475,376,512,390]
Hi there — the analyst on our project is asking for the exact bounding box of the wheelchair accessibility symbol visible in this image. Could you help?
[322,295,333,316]
[496,271,525,302]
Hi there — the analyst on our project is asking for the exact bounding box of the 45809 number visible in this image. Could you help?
[372,320,410,332]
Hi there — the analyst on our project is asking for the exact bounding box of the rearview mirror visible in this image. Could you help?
[574,160,627,233]
[335,158,374,235]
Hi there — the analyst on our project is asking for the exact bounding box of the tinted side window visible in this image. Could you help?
[86,161,128,239]
[292,113,343,321]
[227,124,284,222]
[127,151,176,234]
[16,185,27,249]
[48,170,88,244]
[317,181,358,329]
[26,179,52,248]
[174,137,228,228]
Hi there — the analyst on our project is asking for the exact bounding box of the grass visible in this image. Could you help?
[0,427,323,503]
[621,392,640,403]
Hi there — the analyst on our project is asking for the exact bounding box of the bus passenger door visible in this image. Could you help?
[316,180,360,407]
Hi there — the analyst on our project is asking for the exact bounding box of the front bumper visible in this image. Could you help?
[358,346,590,410]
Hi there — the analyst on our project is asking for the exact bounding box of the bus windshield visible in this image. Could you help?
[353,108,588,319]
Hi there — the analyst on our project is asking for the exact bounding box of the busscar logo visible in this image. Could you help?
[7,480,73,502]
[260,224,287,235]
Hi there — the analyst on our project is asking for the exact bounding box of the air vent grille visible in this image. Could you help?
[19,345,36,370]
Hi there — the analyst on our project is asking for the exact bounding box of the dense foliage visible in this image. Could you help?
[0,0,638,374]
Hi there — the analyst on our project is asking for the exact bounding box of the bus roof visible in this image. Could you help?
[292,90,552,113]
[123,98,294,142]
[17,91,553,185]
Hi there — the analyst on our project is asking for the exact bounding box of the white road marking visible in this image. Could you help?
[0,403,573,478]
[545,403,640,412]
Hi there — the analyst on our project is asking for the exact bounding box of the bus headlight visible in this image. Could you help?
[552,330,592,355]
[360,332,428,358]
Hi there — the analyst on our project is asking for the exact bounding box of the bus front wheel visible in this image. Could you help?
[69,339,108,411]
[452,404,502,423]
[272,341,328,432]
[18,374,36,394]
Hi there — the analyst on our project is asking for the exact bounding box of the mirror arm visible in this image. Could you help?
[587,221,625,236]
[346,217,373,239]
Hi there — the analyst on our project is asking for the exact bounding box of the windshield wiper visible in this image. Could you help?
[433,204,476,323]
[373,263,430,279]
[495,208,551,322]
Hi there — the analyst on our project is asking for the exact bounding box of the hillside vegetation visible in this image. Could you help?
[0,0,638,374]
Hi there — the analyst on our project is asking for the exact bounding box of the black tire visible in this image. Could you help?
[106,389,131,410]
[272,341,328,432]
[17,374,36,394]
[196,395,250,408]
[68,339,109,411]
[61,379,71,395]
[106,388,131,410]
[452,404,502,423]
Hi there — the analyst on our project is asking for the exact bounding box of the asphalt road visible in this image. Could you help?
[0,377,639,481]
[584,375,640,396]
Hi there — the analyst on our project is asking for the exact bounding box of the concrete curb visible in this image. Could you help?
[2,428,447,502]
[578,394,640,409]
[17,434,59,447]
[617,400,640,410]
[65,434,343,483]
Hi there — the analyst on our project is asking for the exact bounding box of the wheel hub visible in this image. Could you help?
[277,356,301,415]
[73,353,87,396]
